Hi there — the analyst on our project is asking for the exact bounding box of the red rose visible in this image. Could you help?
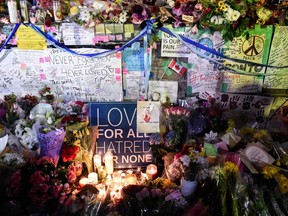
[61,145,79,162]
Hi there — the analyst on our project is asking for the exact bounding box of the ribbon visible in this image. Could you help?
[160,26,288,70]
[0,23,20,53]
[28,23,150,58]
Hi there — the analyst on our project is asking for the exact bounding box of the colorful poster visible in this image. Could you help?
[137,101,161,133]
[221,25,273,92]
[264,26,288,90]
[89,102,153,168]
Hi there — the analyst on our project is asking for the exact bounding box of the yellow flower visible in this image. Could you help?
[218,1,225,7]
[262,165,280,179]
[276,174,288,193]
[220,4,227,11]
[215,8,220,13]
[224,161,239,173]
[70,6,79,16]
[73,139,81,145]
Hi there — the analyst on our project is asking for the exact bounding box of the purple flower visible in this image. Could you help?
[149,133,162,145]
[165,131,176,148]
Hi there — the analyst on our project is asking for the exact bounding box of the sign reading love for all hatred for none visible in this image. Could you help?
[89,102,153,168]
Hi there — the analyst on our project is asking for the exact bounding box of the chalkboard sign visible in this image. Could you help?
[0,48,123,101]
[89,102,153,168]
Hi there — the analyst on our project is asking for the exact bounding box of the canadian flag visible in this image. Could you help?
[168,59,187,76]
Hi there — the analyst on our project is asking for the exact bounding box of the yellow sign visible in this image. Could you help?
[16,24,47,50]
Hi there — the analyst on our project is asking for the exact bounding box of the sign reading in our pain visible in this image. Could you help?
[89,102,153,168]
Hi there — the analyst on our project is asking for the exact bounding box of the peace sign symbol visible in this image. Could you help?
[242,36,264,56]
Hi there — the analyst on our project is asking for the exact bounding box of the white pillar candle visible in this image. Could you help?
[93,154,102,172]
[7,0,18,24]
[104,150,114,175]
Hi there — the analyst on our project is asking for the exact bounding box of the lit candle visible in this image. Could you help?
[98,165,107,180]
[112,171,122,183]
[79,178,89,188]
[124,173,137,185]
[104,150,114,175]
[93,154,102,172]
[88,172,98,185]
[146,164,158,180]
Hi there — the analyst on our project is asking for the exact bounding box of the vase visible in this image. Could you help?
[180,177,197,197]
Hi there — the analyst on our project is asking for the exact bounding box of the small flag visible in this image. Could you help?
[168,59,187,76]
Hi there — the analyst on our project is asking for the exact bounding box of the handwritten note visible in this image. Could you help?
[15,24,47,50]
[264,26,288,89]
[122,44,144,71]
[124,71,142,100]
[62,23,94,46]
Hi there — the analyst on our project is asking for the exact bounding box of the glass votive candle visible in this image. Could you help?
[124,173,137,185]
[88,172,98,186]
[98,165,107,180]
[112,171,122,183]
[146,164,158,180]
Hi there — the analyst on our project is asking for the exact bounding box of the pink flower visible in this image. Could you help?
[39,183,50,193]
[59,195,67,204]
[29,171,45,185]
[191,25,198,35]
[51,184,63,198]
[67,166,77,182]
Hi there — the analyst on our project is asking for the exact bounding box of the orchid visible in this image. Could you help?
[204,130,218,142]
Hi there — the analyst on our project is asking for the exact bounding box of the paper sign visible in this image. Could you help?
[62,22,94,46]
[264,26,288,89]
[16,24,47,50]
[122,46,144,71]
[148,80,178,103]
[124,71,142,100]
[89,102,153,168]
[137,101,161,133]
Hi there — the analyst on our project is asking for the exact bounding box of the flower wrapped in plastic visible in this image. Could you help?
[37,127,66,166]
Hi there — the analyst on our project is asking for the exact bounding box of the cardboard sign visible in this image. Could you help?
[89,102,153,168]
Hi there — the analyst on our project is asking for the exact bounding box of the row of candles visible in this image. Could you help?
[6,0,62,24]
[79,151,158,189]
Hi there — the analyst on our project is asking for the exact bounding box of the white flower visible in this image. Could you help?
[1,153,25,166]
[231,10,241,21]
[79,8,91,22]
[204,130,218,142]
[210,15,225,25]
[47,116,53,124]
[118,11,127,24]
[180,155,191,167]
[224,7,237,21]
[92,1,106,12]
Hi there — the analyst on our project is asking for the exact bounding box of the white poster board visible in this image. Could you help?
[0,48,123,101]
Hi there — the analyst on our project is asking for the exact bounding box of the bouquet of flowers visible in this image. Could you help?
[122,177,188,216]
[4,156,80,215]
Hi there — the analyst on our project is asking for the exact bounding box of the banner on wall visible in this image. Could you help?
[89,102,153,168]
[161,26,273,94]
[264,26,288,90]
[0,48,123,101]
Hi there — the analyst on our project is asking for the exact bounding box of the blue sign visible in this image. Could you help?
[89,102,153,168]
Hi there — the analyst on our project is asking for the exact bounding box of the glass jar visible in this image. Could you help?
[53,0,62,22]
[20,0,29,23]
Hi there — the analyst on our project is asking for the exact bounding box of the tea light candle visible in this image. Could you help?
[124,173,137,185]
[79,178,89,188]
[146,164,158,180]
[88,172,98,185]
[93,154,102,172]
